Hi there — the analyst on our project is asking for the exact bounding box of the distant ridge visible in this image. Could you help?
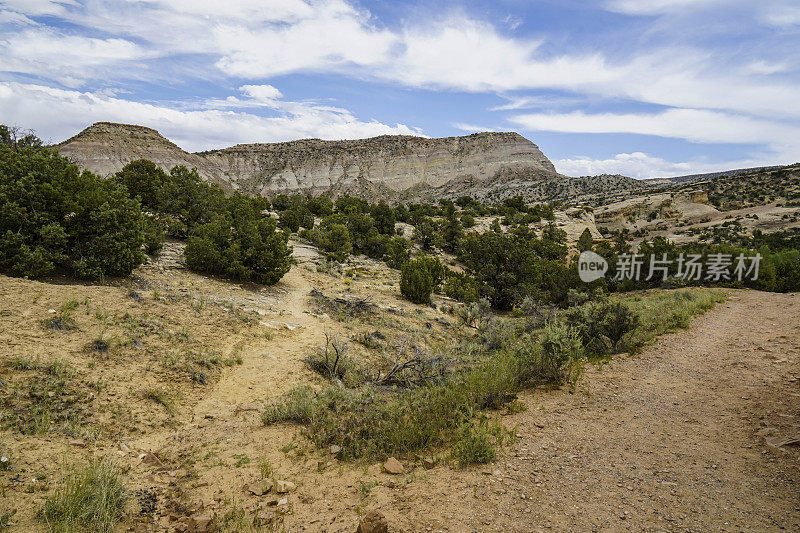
[644,165,787,187]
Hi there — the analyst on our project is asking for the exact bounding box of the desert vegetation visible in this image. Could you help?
[263,288,725,464]
[1,124,798,531]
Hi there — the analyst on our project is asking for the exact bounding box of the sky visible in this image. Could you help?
[0,0,799,178]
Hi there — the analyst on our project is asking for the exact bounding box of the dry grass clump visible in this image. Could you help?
[40,459,126,533]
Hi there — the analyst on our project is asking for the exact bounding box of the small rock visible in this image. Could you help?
[69,439,86,448]
[275,480,296,493]
[422,457,435,470]
[141,452,163,467]
[330,445,342,455]
[382,457,404,475]
[188,514,216,533]
[247,479,273,496]
[357,510,389,533]
[235,403,261,413]
[277,498,288,506]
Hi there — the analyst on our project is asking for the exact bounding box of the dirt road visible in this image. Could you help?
[371,290,800,532]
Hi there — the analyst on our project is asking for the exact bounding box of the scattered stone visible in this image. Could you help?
[69,439,86,448]
[247,479,273,496]
[188,514,216,533]
[276,498,288,507]
[382,457,404,475]
[275,480,296,493]
[422,457,435,470]
[140,452,163,467]
[330,445,342,455]
[235,403,261,413]
[357,510,389,533]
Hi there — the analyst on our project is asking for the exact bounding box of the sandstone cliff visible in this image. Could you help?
[56,123,560,198]
[197,132,556,196]
[56,122,234,191]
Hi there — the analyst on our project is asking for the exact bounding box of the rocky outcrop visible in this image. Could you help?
[55,123,558,198]
[55,122,234,191]
[197,132,556,196]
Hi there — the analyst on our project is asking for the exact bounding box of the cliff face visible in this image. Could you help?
[198,132,556,196]
[55,122,233,191]
[56,123,557,198]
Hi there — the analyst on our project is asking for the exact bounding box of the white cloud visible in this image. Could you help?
[604,0,725,15]
[510,108,800,150]
[762,5,800,28]
[240,85,283,101]
[554,152,765,179]
[744,60,790,75]
[452,123,497,133]
[213,2,396,77]
[0,0,77,17]
[0,82,423,151]
[0,27,145,76]
[1,1,797,122]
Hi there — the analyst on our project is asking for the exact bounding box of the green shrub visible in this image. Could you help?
[443,271,480,303]
[400,259,434,304]
[515,323,584,386]
[565,299,638,355]
[370,202,396,235]
[40,459,126,533]
[185,211,292,285]
[308,196,334,216]
[115,162,227,238]
[384,236,411,269]
[141,215,165,255]
[0,142,146,279]
[416,255,445,287]
[316,223,352,262]
[451,421,496,467]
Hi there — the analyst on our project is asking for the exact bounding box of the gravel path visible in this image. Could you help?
[384,291,800,532]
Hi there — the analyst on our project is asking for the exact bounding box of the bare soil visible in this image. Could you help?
[1,259,798,532]
[375,290,800,532]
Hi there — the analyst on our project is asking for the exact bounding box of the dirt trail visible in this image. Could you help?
[378,290,800,532]
[191,268,322,418]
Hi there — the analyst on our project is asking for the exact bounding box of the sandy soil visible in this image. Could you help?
[1,261,798,531]
[372,290,800,532]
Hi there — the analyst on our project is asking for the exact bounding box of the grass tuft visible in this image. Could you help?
[143,388,175,416]
[40,459,126,533]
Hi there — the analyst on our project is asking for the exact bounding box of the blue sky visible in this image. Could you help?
[1,0,799,178]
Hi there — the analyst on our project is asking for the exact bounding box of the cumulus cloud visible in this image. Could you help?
[0,0,798,169]
[511,108,800,175]
[0,26,147,85]
[510,108,800,151]
[554,152,766,179]
[0,82,422,151]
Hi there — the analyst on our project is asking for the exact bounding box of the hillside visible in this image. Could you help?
[56,123,561,199]
[55,122,235,192]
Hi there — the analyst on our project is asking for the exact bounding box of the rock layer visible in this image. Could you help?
[56,122,233,191]
[197,132,556,196]
[56,123,557,197]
